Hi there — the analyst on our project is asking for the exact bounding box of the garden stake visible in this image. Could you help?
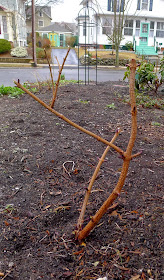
[14,80,125,156]
[77,59,138,241]
[76,128,121,235]
[50,48,70,108]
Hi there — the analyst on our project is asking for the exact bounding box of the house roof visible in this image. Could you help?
[37,22,75,33]
[25,5,52,20]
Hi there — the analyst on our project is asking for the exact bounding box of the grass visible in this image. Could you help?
[75,47,137,60]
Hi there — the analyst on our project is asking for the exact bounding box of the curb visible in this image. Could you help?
[0,63,126,70]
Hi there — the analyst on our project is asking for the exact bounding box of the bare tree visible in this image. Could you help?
[112,0,126,67]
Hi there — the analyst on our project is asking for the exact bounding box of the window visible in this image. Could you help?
[108,0,112,11]
[97,18,101,35]
[116,0,120,11]
[39,11,43,17]
[102,18,112,35]
[140,37,147,42]
[149,0,153,11]
[149,21,154,37]
[108,0,125,12]
[142,23,148,33]
[156,22,164,38]
[137,0,153,11]
[142,0,148,10]
[90,20,93,35]
[124,20,133,36]
[2,16,7,33]
[137,0,141,10]
[135,20,140,36]
[38,20,44,27]
[83,21,87,36]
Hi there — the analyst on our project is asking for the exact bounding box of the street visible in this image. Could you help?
[0,66,126,87]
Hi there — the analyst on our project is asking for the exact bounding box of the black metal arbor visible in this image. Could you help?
[77,4,98,84]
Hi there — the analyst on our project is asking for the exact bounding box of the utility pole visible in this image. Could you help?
[32,0,37,66]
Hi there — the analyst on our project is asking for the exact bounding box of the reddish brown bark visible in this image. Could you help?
[77,59,138,241]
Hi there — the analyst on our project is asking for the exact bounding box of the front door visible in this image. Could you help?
[139,23,149,49]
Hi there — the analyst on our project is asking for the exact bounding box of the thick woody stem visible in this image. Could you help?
[14,80,125,156]
[77,59,137,241]
[51,48,71,108]
[76,128,121,237]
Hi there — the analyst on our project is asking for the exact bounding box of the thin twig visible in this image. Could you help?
[1,269,13,280]
[44,48,55,94]
[54,55,60,69]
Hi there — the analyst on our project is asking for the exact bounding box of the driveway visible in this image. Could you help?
[51,48,78,65]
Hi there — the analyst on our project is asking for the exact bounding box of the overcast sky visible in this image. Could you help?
[51,0,82,22]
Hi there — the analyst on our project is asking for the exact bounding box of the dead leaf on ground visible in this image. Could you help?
[130,275,141,280]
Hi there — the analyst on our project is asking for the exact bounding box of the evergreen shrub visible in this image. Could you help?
[0,39,11,54]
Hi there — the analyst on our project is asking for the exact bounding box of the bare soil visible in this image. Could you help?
[0,82,163,280]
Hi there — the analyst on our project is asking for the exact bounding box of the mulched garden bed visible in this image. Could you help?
[0,81,163,280]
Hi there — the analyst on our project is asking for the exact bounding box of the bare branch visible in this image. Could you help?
[76,128,121,236]
[77,59,138,241]
[44,48,55,94]
[14,80,125,156]
[50,48,71,108]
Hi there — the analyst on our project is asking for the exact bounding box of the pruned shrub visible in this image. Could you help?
[0,39,11,54]
[42,38,51,49]
[124,58,164,94]
[36,47,51,60]
[125,41,133,51]
[11,47,28,57]
[28,32,51,49]
[65,36,77,47]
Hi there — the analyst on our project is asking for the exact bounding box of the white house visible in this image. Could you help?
[0,0,27,46]
[78,0,164,55]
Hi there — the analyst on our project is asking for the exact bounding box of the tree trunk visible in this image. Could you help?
[115,45,119,67]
